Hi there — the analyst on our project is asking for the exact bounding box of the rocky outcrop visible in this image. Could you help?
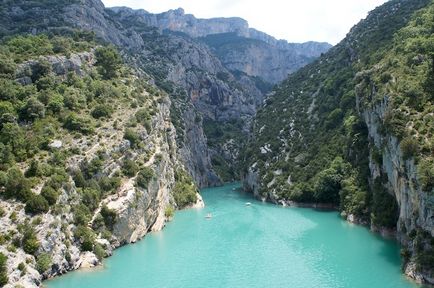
[363,98,434,284]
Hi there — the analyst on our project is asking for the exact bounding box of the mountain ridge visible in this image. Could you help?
[107,6,332,83]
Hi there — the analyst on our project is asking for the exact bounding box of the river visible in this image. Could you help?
[46,182,422,288]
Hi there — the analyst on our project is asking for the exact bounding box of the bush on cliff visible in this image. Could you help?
[0,252,8,286]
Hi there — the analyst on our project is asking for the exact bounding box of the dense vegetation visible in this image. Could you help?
[243,0,433,273]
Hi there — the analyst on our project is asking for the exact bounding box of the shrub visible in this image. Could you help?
[313,157,347,204]
[73,204,92,226]
[21,226,39,255]
[400,137,419,160]
[0,252,8,286]
[0,55,16,78]
[173,182,197,208]
[36,253,51,274]
[91,104,112,119]
[82,157,103,179]
[135,109,151,131]
[123,129,140,149]
[20,98,45,121]
[25,159,40,178]
[164,206,174,218]
[100,205,117,231]
[40,186,59,206]
[98,176,121,195]
[136,167,154,189]
[5,167,32,202]
[417,158,434,192]
[73,169,86,188]
[95,46,122,79]
[30,60,51,82]
[339,177,368,217]
[81,188,101,211]
[0,123,26,160]
[63,88,86,110]
[25,194,49,214]
[17,262,25,271]
[122,159,138,177]
[0,144,14,170]
[287,183,315,202]
[93,243,106,260]
[46,173,67,190]
[74,226,95,251]
[314,168,342,204]
[63,113,94,134]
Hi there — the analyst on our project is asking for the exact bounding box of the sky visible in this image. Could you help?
[101,0,388,45]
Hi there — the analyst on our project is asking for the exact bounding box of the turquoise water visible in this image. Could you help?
[46,183,422,288]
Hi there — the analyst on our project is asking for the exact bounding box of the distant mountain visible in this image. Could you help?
[108,7,332,83]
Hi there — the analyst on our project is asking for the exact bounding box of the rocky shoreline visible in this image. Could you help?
[40,194,205,287]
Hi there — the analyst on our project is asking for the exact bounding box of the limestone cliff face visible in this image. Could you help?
[116,7,250,38]
[109,6,332,83]
[0,48,196,287]
[363,98,434,284]
[204,36,318,84]
[108,6,266,184]
[1,0,223,186]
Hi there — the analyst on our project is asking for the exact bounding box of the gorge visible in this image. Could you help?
[0,0,432,287]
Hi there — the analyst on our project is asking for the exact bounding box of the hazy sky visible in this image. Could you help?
[101,0,388,44]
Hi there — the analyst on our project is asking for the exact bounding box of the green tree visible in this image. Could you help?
[173,181,197,209]
[74,226,96,251]
[25,159,40,177]
[25,194,49,214]
[95,46,122,79]
[0,123,26,160]
[30,60,52,82]
[0,143,15,170]
[81,188,101,211]
[91,104,112,119]
[63,113,94,134]
[40,185,59,206]
[73,204,92,226]
[5,167,32,202]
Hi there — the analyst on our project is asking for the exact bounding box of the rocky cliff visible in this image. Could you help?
[0,36,206,287]
[108,6,332,83]
[243,0,434,283]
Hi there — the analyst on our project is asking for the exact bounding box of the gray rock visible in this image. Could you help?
[49,140,63,149]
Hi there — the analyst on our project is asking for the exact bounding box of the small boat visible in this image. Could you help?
[245,202,251,206]
[205,213,212,219]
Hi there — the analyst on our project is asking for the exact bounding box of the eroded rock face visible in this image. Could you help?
[109,6,331,84]
[364,99,434,283]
